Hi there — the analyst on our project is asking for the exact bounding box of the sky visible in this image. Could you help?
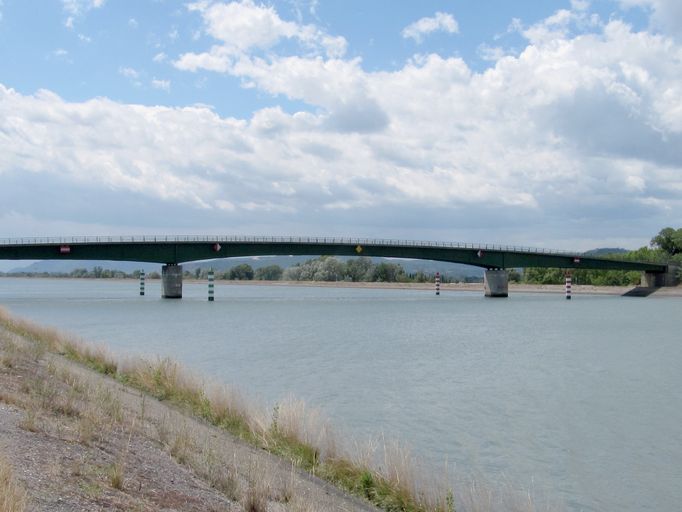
[1,0,681,266]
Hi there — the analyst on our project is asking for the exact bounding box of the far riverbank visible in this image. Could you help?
[3,275,682,296]
[199,279,682,296]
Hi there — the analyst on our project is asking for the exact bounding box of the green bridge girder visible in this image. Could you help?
[0,236,668,273]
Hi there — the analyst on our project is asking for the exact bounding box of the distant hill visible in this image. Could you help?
[6,255,484,279]
[7,260,162,274]
[584,248,628,256]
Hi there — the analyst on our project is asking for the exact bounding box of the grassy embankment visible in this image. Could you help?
[0,453,28,512]
[0,306,455,512]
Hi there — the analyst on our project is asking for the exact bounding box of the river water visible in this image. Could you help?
[0,277,680,511]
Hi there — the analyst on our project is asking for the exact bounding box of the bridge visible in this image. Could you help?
[0,235,675,298]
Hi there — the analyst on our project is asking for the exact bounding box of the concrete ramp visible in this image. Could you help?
[622,286,660,297]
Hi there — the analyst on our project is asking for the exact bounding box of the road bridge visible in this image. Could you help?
[0,236,674,298]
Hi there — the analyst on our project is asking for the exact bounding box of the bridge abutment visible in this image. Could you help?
[484,269,508,297]
[162,264,183,299]
[641,265,680,287]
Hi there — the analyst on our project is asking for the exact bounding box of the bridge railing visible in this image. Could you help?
[0,235,584,256]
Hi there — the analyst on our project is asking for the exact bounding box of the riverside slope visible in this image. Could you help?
[0,322,378,512]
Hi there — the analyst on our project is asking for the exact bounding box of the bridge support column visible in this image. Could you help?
[484,269,508,297]
[641,265,680,287]
[641,272,657,287]
[162,264,183,299]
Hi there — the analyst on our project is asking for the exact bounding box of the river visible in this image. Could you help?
[1,277,680,511]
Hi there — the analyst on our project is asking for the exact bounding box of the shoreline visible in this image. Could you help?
[0,310,384,511]
[0,306,571,512]
[2,275,681,296]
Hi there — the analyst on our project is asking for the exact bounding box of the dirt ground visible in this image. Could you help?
[0,326,377,512]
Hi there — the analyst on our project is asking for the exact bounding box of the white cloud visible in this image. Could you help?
[118,67,139,79]
[61,0,106,27]
[401,12,459,44]
[3,5,682,245]
[153,52,167,63]
[619,0,682,37]
[477,44,507,62]
[189,0,299,51]
[571,0,590,11]
[78,33,91,43]
[128,18,138,29]
[151,78,171,91]
[176,0,347,73]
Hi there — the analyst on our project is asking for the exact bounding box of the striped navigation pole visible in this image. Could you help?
[435,272,441,296]
[139,269,145,296]
[208,269,215,302]
[565,271,572,300]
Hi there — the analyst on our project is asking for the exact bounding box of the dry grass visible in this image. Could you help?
[274,395,338,461]
[18,406,40,433]
[77,409,98,445]
[169,422,194,465]
[241,485,268,512]
[108,425,134,491]
[0,453,28,512]
[241,458,273,512]
[0,389,24,409]
[0,337,21,369]
[192,440,240,500]
[0,307,117,376]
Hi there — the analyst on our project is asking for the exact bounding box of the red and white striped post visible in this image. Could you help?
[139,269,145,296]
[565,272,572,300]
[435,272,441,296]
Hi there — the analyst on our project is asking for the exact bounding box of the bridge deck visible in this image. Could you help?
[0,236,667,273]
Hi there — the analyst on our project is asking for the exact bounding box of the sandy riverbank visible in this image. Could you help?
[199,280,682,296]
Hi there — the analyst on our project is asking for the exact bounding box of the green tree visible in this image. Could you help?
[70,268,88,278]
[281,257,345,281]
[344,257,374,282]
[371,262,406,282]
[255,265,284,281]
[651,227,682,255]
[508,269,522,283]
[523,267,565,284]
[229,264,254,280]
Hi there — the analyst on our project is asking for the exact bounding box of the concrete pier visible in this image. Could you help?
[484,269,509,297]
[642,264,680,287]
[162,264,183,298]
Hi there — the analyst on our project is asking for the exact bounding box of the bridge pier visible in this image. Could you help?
[641,265,680,287]
[162,264,183,299]
[484,269,508,297]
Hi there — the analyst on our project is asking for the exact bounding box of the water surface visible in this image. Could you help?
[1,277,680,511]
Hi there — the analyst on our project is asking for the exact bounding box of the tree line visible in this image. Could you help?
[522,227,682,285]
[202,257,459,283]
[0,266,134,279]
